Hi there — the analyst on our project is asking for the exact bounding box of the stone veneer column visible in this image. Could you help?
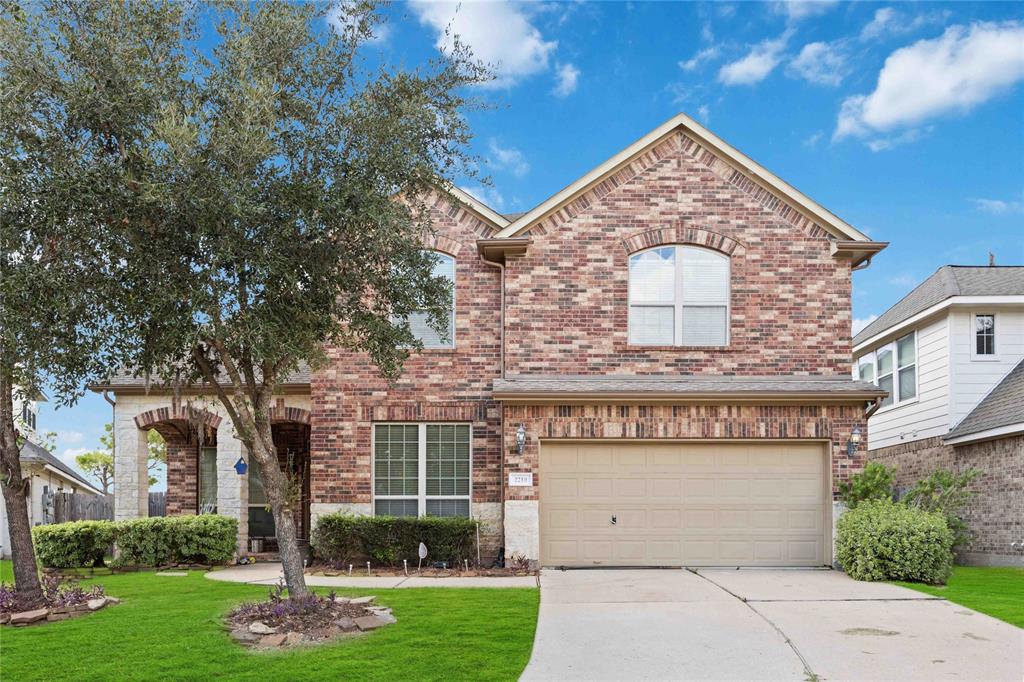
[114,413,148,521]
[216,420,247,554]
[503,500,539,562]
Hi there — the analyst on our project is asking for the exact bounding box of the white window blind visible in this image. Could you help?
[407,252,455,349]
[628,245,729,346]
[373,423,471,518]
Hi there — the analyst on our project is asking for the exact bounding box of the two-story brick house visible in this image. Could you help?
[95,114,887,568]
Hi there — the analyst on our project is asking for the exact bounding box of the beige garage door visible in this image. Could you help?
[540,441,828,567]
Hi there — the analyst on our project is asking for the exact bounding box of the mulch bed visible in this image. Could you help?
[307,563,535,578]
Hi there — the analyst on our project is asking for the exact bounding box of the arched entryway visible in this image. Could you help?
[134,406,221,516]
[247,406,312,551]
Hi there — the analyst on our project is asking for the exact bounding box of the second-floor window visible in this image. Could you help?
[628,246,730,346]
[974,314,995,357]
[856,331,917,408]
[20,402,37,431]
[407,251,455,349]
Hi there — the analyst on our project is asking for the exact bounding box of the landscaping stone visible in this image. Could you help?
[284,632,305,646]
[354,615,388,631]
[349,596,375,605]
[46,613,70,622]
[231,628,261,643]
[0,613,9,624]
[259,634,287,648]
[333,617,358,632]
[156,571,188,577]
[248,621,275,635]
[10,609,48,625]
[87,598,107,611]
[372,612,397,625]
[105,596,122,604]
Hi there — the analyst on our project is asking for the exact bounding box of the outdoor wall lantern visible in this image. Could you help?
[846,426,862,456]
[515,423,527,455]
[234,456,248,475]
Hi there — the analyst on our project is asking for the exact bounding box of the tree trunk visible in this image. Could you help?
[0,368,45,608]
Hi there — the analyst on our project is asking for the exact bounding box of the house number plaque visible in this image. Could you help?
[508,472,533,487]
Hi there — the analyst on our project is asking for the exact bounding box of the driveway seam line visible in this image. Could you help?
[689,569,818,682]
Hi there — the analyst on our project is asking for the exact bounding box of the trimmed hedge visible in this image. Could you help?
[113,515,238,568]
[836,499,954,585]
[31,515,238,568]
[33,520,116,568]
[311,514,478,567]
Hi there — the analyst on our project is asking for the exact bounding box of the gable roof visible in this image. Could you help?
[491,112,872,243]
[945,358,1024,442]
[854,266,1024,346]
[447,187,509,229]
[21,440,103,494]
[90,364,311,394]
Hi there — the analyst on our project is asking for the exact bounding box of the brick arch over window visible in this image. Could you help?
[621,224,747,257]
[420,233,462,258]
[269,405,311,424]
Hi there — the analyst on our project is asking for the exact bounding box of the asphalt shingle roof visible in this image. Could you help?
[493,374,884,397]
[945,359,1024,440]
[854,266,1024,346]
[20,440,102,493]
[91,363,311,391]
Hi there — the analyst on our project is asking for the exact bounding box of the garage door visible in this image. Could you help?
[539,441,828,567]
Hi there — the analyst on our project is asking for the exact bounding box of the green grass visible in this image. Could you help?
[0,561,539,681]
[895,566,1024,628]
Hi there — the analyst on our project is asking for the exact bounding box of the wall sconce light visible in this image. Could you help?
[846,426,862,456]
[515,424,527,455]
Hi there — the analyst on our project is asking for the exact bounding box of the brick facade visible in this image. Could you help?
[869,435,1024,566]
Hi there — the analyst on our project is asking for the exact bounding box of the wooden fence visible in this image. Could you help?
[43,491,167,523]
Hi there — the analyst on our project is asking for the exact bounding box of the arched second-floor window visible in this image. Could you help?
[628,246,730,346]
[408,251,455,349]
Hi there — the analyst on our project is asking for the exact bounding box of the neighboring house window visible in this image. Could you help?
[198,446,218,513]
[373,423,471,518]
[20,402,36,431]
[974,314,996,357]
[628,246,729,346]
[406,251,455,349]
[855,331,917,408]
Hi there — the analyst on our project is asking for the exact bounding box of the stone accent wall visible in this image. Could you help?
[870,435,1024,567]
[503,403,868,502]
[503,130,854,376]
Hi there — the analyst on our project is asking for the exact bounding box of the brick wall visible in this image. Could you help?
[164,438,199,517]
[503,403,868,501]
[310,194,504,508]
[503,131,854,376]
[870,435,1024,566]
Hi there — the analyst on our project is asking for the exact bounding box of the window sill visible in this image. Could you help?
[873,396,919,415]
[624,345,734,352]
[970,355,1000,362]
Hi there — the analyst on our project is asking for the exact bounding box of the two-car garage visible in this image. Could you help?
[538,441,830,567]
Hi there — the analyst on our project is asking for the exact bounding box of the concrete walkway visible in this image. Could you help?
[205,562,538,588]
[521,568,1024,681]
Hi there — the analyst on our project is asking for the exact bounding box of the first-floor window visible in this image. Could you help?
[247,456,275,537]
[373,423,471,518]
[198,446,218,513]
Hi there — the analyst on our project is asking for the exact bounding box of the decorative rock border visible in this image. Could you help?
[1,597,120,627]
[228,596,396,650]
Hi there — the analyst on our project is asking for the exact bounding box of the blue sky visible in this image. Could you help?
[40,1,1024,489]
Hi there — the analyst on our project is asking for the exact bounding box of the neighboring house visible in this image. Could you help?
[854,265,1024,567]
[92,113,888,568]
[0,440,104,559]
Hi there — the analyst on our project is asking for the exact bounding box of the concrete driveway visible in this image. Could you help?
[521,568,1023,681]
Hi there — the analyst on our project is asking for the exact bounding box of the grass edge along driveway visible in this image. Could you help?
[0,562,539,682]
[895,566,1024,628]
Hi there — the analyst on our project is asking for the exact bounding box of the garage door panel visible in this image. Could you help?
[540,441,828,567]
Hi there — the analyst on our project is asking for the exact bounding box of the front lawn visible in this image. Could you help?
[895,566,1024,628]
[0,561,539,681]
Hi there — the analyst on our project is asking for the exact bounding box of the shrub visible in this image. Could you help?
[838,461,896,508]
[903,468,979,551]
[33,520,116,568]
[836,499,953,584]
[113,515,238,567]
[311,514,479,567]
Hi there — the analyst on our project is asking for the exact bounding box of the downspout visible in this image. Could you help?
[102,391,116,501]
[479,252,506,566]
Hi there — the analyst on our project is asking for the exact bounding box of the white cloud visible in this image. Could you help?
[972,198,1024,215]
[787,41,848,86]
[59,447,91,471]
[696,104,710,122]
[860,7,952,42]
[326,1,391,44]
[864,127,932,152]
[57,430,84,445]
[803,131,823,148]
[459,185,506,211]
[487,139,530,178]
[835,22,1024,141]
[552,62,580,97]
[679,46,720,72]
[718,30,793,86]
[410,1,557,89]
[774,1,838,22]
[887,274,917,287]
[852,314,878,335]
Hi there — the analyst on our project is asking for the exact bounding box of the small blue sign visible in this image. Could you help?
[234,456,248,475]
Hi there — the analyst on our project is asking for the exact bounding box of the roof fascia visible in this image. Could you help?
[494,112,872,243]
[943,422,1024,446]
[447,186,510,229]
